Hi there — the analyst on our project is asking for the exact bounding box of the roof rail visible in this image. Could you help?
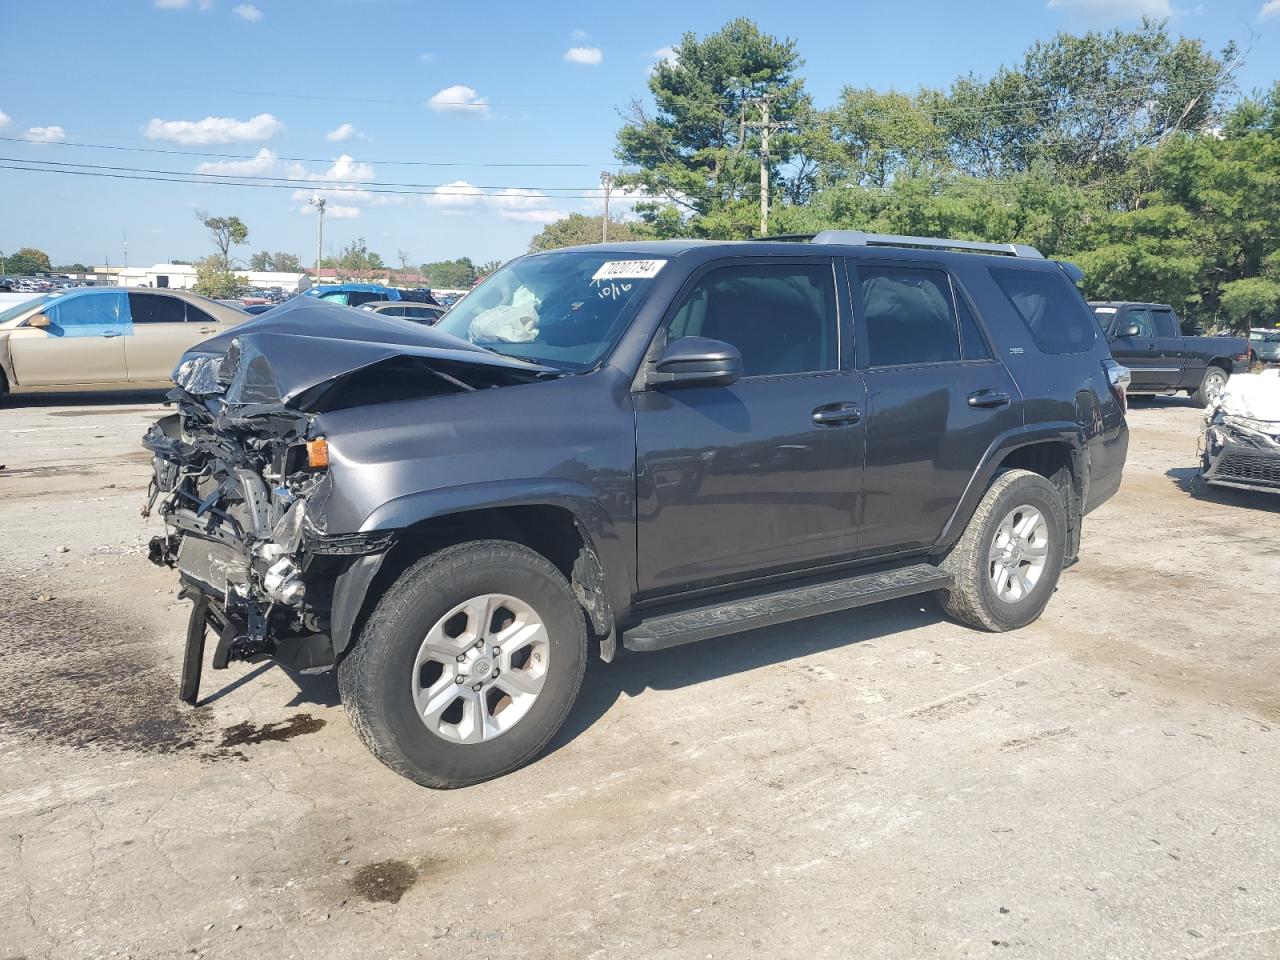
[746,233,816,243]
[810,230,1043,259]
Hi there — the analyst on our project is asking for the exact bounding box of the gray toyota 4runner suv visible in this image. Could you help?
[144,231,1130,788]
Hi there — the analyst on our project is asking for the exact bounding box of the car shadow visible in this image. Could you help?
[199,596,946,757]
[544,594,944,759]
[1166,465,1280,514]
[1129,394,1200,410]
[8,390,168,408]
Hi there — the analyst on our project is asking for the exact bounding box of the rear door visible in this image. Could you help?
[849,260,1022,553]
[1150,307,1187,386]
[6,291,129,385]
[125,292,200,382]
[634,258,866,594]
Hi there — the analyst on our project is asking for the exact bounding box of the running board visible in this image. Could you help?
[622,562,952,653]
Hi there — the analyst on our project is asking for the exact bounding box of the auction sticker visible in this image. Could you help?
[592,259,666,281]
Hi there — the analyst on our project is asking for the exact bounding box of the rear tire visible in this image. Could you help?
[338,540,587,789]
[936,469,1067,632]
[1193,365,1228,408]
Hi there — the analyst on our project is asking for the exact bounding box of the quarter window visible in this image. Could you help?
[989,266,1097,355]
[666,263,837,377]
[857,265,960,367]
[957,294,993,360]
[1151,309,1178,338]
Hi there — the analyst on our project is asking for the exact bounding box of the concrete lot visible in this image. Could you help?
[2,391,1278,960]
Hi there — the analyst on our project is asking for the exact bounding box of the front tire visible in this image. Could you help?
[338,540,587,789]
[936,469,1067,632]
[1192,366,1228,408]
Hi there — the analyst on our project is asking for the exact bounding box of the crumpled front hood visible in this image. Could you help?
[175,298,553,408]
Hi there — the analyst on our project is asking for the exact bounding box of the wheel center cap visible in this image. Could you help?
[472,659,492,677]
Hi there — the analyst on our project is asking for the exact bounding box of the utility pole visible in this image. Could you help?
[745,95,780,236]
[123,229,128,271]
[310,196,327,287]
[600,171,614,242]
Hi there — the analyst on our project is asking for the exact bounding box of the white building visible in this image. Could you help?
[104,263,311,293]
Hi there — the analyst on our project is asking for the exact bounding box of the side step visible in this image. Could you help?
[622,562,952,653]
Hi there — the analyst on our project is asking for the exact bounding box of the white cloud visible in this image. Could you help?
[423,179,485,210]
[232,3,262,21]
[325,122,360,142]
[0,108,9,129]
[1046,0,1172,15]
[427,85,489,115]
[144,112,283,144]
[288,155,378,207]
[564,46,603,65]
[25,125,66,144]
[584,183,665,219]
[419,51,436,63]
[500,208,567,224]
[423,181,565,222]
[648,46,679,75]
[195,147,277,176]
[1260,0,1280,19]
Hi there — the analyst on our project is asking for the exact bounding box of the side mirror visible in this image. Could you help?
[1115,323,1141,339]
[28,313,51,329]
[648,336,742,388]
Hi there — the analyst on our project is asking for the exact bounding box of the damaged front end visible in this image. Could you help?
[1200,371,1280,494]
[143,302,552,704]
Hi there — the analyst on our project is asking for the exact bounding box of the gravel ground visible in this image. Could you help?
[1,390,1278,960]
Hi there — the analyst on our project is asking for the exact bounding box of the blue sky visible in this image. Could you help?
[2,0,1278,270]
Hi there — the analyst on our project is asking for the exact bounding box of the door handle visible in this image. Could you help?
[812,402,862,426]
[968,389,1011,408]
[198,327,216,334]
[100,331,121,339]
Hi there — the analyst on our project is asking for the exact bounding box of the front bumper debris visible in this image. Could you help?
[1201,414,1280,494]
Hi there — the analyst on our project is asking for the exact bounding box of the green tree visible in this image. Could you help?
[420,257,477,288]
[196,211,249,270]
[193,255,249,299]
[52,261,90,273]
[1221,278,1280,331]
[526,214,650,252]
[476,259,503,276]
[334,237,384,280]
[249,250,303,272]
[615,18,811,236]
[6,247,53,275]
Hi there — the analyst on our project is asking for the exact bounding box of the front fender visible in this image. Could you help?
[328,478,633,657]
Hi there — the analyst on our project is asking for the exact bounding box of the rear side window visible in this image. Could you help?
[957,295,993,360]
[990,267,1097,355]
[128,293,187,324]
[1151,309,1178,338]
[857,265,960,367]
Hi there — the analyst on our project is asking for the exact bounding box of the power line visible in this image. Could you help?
[0,135,613,168]
[0,162,618,199]
[0,156,604,192]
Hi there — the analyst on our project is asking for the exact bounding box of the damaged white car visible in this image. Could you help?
[1200,369,1280,494]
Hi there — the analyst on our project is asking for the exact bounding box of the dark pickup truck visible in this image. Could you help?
[1090,301,1249,406]
[145,231,1130,788]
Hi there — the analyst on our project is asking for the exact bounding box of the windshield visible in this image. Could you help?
[435,251,667,370]
[0,295,49,325]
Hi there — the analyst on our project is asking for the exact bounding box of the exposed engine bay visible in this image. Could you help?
[1200,369,1280,494]
[142,300,552,704]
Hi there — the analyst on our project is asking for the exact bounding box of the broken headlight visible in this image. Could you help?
[173,354,226,396]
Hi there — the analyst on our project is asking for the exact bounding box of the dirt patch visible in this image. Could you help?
[0,584,211,755]
[220,713,326,748]
[349,859,421,904]
[907,691,986,722]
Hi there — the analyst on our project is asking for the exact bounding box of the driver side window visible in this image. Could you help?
[666,262,837,377]
[1117,308,1153,338]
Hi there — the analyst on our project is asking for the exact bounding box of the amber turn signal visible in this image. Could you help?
[306,438,330,469]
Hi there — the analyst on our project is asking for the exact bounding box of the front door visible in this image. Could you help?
[849,260,1023,553]
[634,259,866,595]
[1108,307,1176,391]
[6,290,129,386]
